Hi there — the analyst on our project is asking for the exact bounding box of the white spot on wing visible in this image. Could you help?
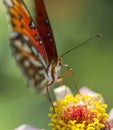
[31,46,38,56]
[43,70,49,80]
[28,69,34,76]
[23,44,31,53]
[23,35,29,41]
[10,32,18,39]
[23,60,30,67]
[30,21,35,28]
[14,40,22,48]
[29,58,42,67]
[39,40,43,45]
[39,53,47,68]
[14,53,22,60]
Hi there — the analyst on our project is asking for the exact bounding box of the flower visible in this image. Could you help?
[14,87,113,130]
[15,124,45,130]
[106,109,113,130]
[48,86,109,130]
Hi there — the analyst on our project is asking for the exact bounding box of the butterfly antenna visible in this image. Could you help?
[61,34,103,57]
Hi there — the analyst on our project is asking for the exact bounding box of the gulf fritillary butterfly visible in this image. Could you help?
[4,0,74,95]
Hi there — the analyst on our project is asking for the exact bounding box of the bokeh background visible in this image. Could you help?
[0,0,113,129]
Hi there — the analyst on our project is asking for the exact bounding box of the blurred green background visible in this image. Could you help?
[0,0,113,129]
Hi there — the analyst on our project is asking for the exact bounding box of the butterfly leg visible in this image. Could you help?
[46,81,55,113]
[58,64,79,93]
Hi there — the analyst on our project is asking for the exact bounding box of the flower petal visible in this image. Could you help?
[15,124,44,130]
[54,85,73,101]
[49,92,108,130]
[108,108,113,121]
[105,109,113,130]
[79,86,104,103]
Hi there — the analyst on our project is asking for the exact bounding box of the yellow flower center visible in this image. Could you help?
[48,94,108,130]
[61,105,96,124]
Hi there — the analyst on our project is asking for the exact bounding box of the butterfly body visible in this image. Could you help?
[10,27,62,93]
[4,0,64,93]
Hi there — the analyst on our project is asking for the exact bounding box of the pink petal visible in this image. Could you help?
[108,108,113,121]
[106,109,113,130]
[54,85,73,101]
[15,124,43,130]
[79,86,104,103]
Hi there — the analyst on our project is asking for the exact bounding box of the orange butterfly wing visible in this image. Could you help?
[4,0,50,92]
[5,0,48,65]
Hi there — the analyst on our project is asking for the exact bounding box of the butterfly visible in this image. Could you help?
[4,0,74,96]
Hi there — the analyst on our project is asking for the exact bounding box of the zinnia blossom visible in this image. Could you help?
[14,86,113,130]
[48,86,111,130]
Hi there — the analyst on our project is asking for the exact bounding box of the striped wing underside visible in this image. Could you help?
[4,0,50,92]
